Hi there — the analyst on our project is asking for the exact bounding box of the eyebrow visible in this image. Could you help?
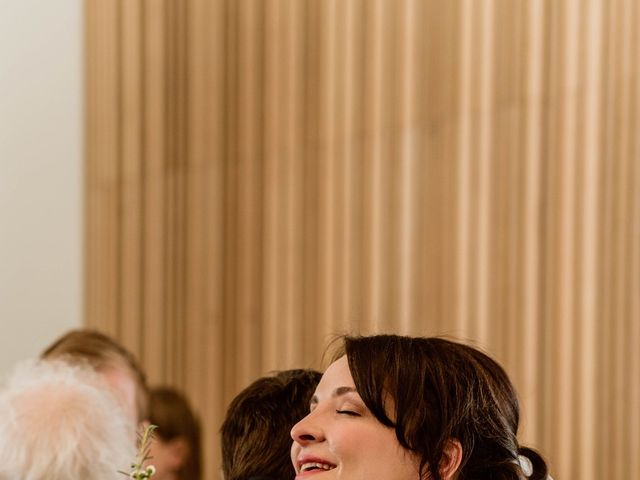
[309,386,358,406]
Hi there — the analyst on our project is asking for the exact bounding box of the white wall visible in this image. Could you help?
[0,0,82,375]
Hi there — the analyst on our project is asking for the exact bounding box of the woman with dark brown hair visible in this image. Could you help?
[291,335,551,480]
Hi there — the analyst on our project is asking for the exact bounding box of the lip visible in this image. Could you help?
[295,454,337,478]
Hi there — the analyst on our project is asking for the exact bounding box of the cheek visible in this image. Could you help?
[326,424,366,461]
[373,438,421,479]
[334,425,419,478]
[147,439,170,471]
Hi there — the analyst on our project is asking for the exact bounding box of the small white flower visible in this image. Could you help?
[119,424,158,479]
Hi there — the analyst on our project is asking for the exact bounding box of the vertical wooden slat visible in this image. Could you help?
[630,38,640,471]
[119,0,143,357]
[489,0,509,359]
[387,1,402,333]
[474,0,494,346]
[336,0,363,333]
[455,0,474,337]
[629,6,640,479]
[86,0,120,335]
[183,2,209,473]
[521,0,544,448]
[282,0,305,365]
[578,2,602,478]
[603,1,619,477]
[463,2,482,337]
[85,0,97,327]
[611,4,625,477]
[596,2,615,475]
[175,0,189,386]
[302,2,318,355]
[162,0,177,383]
[540,0,560,462]
[235,0,263,387]
[185,0,207,397]
[141,0,166,383]
[201,0,227,474]
[442,1,460,336]
[221,0,239,402]
[261,0,284,370]
[362,0,382,332]
[316,0,339,342]
[617,4,634,476]
[557,0,579,475]
[162,0,190,384]
[504,1,525,375]
[397,0,416,334]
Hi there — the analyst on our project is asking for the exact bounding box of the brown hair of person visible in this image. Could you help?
[338,335,549,480]
[41,329,149,421]
[220,369,322,480]
[148,387,202,480]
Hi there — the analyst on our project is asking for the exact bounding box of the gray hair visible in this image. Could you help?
[0,359,136,480]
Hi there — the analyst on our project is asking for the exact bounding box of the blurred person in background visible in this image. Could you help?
[221,369,322,480]
[148,386,202,480]
[41,328,149,425]
[0,359,135,480]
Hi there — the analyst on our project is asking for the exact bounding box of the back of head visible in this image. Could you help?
[41,329,149,421]
[221,369,321,480]
[0,360,135,480]
[341,335,549,480]
[148,387,202,480]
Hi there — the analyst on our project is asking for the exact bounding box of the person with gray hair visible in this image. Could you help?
[0,359,136,480]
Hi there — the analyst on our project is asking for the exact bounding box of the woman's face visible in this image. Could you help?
[290,356,420,480]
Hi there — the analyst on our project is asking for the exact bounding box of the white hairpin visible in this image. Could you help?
[517,454,533,477]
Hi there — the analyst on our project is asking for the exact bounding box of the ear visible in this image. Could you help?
[439,438,463,479]
[165,436,190,471]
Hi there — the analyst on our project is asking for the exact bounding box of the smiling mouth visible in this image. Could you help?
[300,462,337,473]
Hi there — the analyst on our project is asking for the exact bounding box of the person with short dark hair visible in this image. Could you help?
[291,335,552,480]
[148,386,202,480]
[41,329,149,423]
[221,369,321,480]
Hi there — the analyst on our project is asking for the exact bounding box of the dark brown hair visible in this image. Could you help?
[339,335,548,480]
[148,387,202,480]
[41,329,149,422]
[220,369,322,480]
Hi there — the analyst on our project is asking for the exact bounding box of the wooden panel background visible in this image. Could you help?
[85,1,640,479]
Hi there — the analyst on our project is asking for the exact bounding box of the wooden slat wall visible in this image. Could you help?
[85,1,640,479]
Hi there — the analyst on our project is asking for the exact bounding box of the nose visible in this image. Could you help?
[291,410,325,445]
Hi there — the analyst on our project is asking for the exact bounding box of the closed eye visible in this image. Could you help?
[336,410,360,416]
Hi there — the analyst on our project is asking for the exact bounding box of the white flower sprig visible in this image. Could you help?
[119,424,158,479]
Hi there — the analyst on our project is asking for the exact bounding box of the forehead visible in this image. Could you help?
[316,356,355,393]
